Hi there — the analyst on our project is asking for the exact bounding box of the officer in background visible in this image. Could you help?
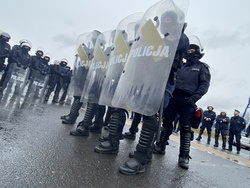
[228,109,246,154]
[196,105,216,144]
[44,59,68,102]
[0,32,11,72]
[59,65,72,105]
[0,41,32,93]
[214,110,229,150]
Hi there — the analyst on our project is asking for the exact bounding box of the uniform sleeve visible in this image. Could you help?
[192,63,211,102]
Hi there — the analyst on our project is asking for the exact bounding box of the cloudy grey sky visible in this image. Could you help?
[1,0,250,117]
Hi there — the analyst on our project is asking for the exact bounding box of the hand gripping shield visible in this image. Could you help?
[112,0,189,116]
[98,12,143,107]
[81,30,115,104]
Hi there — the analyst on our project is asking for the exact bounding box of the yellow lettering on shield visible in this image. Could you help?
[141,19,166,62]
[95,45,107,71]
[115,34,130,67]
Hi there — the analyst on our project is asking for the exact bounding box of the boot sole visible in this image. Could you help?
[119,167,145,175]
[94,147,118,154]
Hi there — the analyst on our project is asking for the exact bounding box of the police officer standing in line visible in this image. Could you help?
[228,109,246,154]
[118,12,190,174]
[196,105,216,144]
[44,58,68,103]
[214,110,229,150]
[59,65,72,105]
[0,32,11,73]
[152,36,211,170]
[0,41,32,94]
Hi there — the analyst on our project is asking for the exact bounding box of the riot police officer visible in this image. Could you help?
[44,58,68,102]
[152,36,211,170]
[0,41,32,93]
[59,66,72,105]
[0,32,11,72]
[118,11,190,174]
[196,105,216,144]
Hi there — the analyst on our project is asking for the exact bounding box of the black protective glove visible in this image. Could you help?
[23,65,28,70]
[186,96,197,107]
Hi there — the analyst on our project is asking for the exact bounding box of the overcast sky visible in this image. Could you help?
[1,0,250,117]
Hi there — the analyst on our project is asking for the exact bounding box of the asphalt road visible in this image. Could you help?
[0,98,250,188]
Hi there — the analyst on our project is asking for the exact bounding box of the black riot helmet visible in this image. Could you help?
[186,35,205,60]
[160,11,178,35]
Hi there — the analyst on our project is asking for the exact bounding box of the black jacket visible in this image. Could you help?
[175,59,211,102]
[31,55,44,71]
[216,114,229,130]
[8,47,31,67]
[229,116,246,133]
[202,110,216,126]
[0,41,11,65]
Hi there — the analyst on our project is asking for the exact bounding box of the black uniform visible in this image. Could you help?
[228,115,245,152]
[44,64,67,102]
[0,38,11,72]
[196,109,216,144]
[214,113,229,149]
[59,67,72,104]
[153,55,211,170]
[0,46,31,92]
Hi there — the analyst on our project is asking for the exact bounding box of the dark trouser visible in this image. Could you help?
[0,64,11,90]
[228,132,241,151]
[59,83,69,103]
[159,91,195,154]
[198,124,212,142]
[214,128,228,148]
[129,113,142,134]
[92,105,106,127]
[134,115,158,164]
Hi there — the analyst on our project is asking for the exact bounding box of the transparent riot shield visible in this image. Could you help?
[98,12,143,107]
[0,63,30,101]
[68,31,100,101]
[112,0,189,116]
[81,30,115,104]
[25,70,49,100]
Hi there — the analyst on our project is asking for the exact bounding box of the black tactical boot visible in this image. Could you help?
[44,88,53,102]
[196,128,204,141]
[222,136,226,150]
[178,124,192,170]
[207,133,211,145]
[214,134,219,147]
[95,108,126,154]
[124,132,136,140]
[153,124,172,155]
[62,98,83,124]
[70,103,98,136]
[52,91,60,103]
[119,115,158,175]
[90,105,105,133]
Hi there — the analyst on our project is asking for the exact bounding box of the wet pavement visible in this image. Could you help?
[0,99,250,188]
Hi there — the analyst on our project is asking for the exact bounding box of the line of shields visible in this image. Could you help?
[75,0,189,118]
[0,62,50,110]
